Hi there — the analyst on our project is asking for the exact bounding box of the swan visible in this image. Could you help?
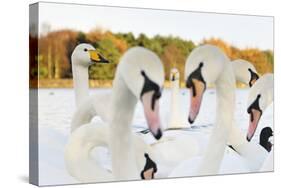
[70,43,111,131]
[169,49,271,177]
[173,44,236,176]
[246,73,273,141]
[166,68,189,129]
[231,59,259,87]
[65,124,156,182]
[65,47,165,182]
[71,43,109,107]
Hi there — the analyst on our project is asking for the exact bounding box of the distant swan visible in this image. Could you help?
[166,68,189,130]
[70,43,109,131]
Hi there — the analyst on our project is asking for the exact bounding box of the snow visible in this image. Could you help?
[36,88,273,186]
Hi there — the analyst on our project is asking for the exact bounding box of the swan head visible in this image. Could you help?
[71,43,109,67]
[232,59,259,87]
[184,45,227,123]
[170,68,180,82]
[118,47,165,140]
[246,74,273,141]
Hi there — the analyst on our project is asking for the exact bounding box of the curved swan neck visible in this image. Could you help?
[72,63,89,107]
[109,73,139,180]
[198,62,236,175]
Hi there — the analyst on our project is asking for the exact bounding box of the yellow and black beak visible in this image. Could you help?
[89,50,109,63]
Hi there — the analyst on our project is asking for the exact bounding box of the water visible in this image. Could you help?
[36,88,273,185]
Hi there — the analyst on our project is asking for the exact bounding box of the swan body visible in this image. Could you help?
[260,150,273,172]
[167,68,189,129]
[64,124,152,182]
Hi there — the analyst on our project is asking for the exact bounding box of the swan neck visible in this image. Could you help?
[109,73,139,180]
[198,63,236,175]
[72,63,89,107]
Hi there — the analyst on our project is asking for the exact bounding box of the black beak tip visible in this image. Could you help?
[188,117,194,124]
[246,135,251,142]
[153,129,162,140]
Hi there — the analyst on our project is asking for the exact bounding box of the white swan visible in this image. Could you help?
[65,47,165,182]
[71,43,109,107]
[174,44,236,176]
[224,60,269,171]
[166,68,189,129]
[70,43,110,131]
[170,50,271,177]
[246,73,273,141]
[231,59,259,87]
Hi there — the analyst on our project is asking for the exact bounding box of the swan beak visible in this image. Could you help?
[249,70,259,87]
[187,79,205,124]
[249,78,258,87]
[89,50,109,63]
[247,109,262,141]
[141,91,162,140]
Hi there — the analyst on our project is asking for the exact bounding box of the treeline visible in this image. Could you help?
[31,28,273,82]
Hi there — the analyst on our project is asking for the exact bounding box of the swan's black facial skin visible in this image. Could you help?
[140,153,157,180]
[140,71,162,111]
[259,127,273,152]
[186,62,206,97]
[247,94,263,122]
[248,68,259,87]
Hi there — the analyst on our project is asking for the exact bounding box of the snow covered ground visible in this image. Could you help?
[36,88,273,186]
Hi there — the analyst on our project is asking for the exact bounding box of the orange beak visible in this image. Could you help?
[141,91,162,140]
[187,79,206,124]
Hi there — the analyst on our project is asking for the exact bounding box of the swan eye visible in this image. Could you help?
[84,48,88,52]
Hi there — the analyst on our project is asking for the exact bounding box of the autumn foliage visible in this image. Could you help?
[30,28,273,87]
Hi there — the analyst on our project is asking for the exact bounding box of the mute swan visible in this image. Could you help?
[65,47,165,182]
[167,68,189,129]
[246,73,273,141]
[231,59,259,87]
[183,44,236,175]
[170,49,271,177]
[221,60,270,171]
[109,47,165,180]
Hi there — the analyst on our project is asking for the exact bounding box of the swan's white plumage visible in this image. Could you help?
[247,73,273,111]
[182,44,236,175]
[231,59,258,85]
[71,43,110,132]
[66,47,165,181]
